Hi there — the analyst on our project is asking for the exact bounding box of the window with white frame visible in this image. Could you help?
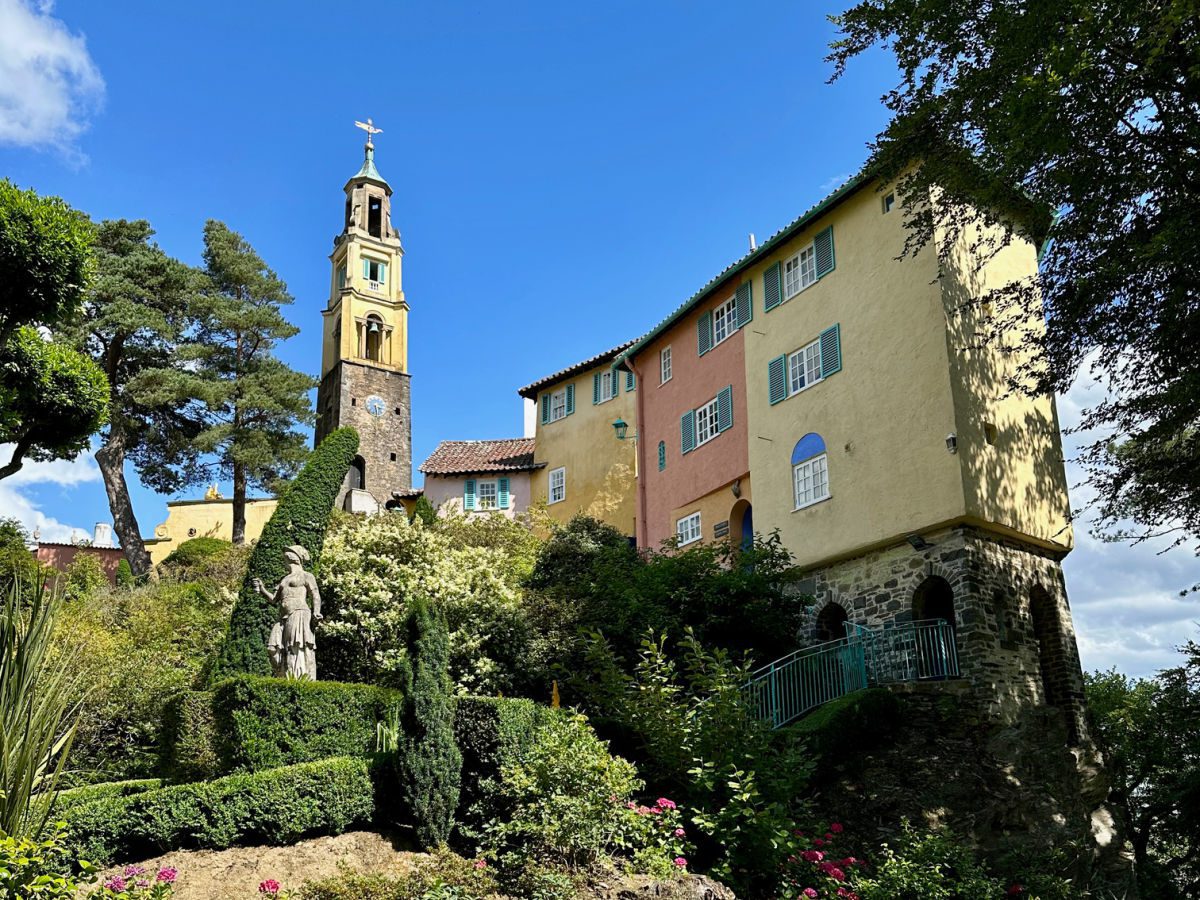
[713,296,738,345]
[787,339,823,395]
[660,346,672,384]
[783,245,817,298]
[477,480,498,510]
[549,389,567,422]
[793,453,829,510]
[364,258,387,285]
[677,512,702,545]
[548,467,566,504]
[695,396,720,446]
[597,371,617,403]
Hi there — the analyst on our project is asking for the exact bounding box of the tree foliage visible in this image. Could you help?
[828,0,1200,558]
[1086,644,1200,898]
[210,427,358,681]
[65,219,206,575]
[172,220,314,543]
[389,594,461,849]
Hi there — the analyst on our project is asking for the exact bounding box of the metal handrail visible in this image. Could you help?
[745,617,960,729]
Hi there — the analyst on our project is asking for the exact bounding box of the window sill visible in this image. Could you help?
[678,536,702,546]
[659,376,672,387]
[792,494,832,513]
[548,497,565,505]
[784,376,825,402]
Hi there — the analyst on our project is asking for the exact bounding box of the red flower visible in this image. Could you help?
[259,880,281,894]
[830,822,844,833]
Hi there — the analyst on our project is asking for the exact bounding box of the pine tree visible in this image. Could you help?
[180,220,314,544]
[392,595,461,848]
[64,219,207,577]
[411,495,437,527]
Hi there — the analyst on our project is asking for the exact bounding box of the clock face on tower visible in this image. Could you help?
[365,395,386,418]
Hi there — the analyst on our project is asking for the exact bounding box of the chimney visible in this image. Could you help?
[93,523,114,548]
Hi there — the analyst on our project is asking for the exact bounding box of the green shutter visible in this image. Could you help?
[820,323,842,377]
[735,282,753,327]
[498,477,510,509]
[565,383,575,415]
[768,355,788,405]
[717,385,733,432]
[540,394,550,424]
[763,261,782,311]
[814,226,835,277]
[593,372,602,405]
[379,262,388,283]
[681,410,696,454]
[625,370,636,392]
[657,441,666,471]
[697,310,713,356]
[464,479,476,511]
[362,258,370,279]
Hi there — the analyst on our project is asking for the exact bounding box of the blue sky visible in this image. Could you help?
[1,0,1196,677]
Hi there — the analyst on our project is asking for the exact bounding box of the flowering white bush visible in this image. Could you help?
[318,513,534,694]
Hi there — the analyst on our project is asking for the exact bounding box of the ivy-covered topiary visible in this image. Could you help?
[389,595,461,848]
[210,427,358,680]
[161,536,231,569]
[115,558,135,589]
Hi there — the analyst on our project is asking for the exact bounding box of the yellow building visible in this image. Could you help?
[143,497,279,565]
[518,342,639,535]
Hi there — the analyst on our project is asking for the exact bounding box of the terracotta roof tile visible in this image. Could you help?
[516,339,637,399]
[419,438,542,476]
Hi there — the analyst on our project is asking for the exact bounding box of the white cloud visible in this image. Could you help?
[1057,361,1200,679]
[0,444,101,542]
[0,0,104,155]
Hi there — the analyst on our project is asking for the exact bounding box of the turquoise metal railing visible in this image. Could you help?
[746,618,959,729]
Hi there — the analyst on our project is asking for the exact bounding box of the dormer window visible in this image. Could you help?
[368,196,383,237]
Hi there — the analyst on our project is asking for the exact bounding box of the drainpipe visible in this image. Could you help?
[627,355,649,549]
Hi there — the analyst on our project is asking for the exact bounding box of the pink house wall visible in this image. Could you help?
[36,543,127,585]
[422,470,536,519]
[629,281,750,548]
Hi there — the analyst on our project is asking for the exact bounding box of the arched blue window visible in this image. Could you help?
[791,433,830,509]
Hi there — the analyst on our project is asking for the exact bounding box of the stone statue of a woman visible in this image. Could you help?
[254,545,322,680]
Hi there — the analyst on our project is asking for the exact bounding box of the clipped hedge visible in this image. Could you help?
[159,676,402,781]
[453,696,560,840]
[212,427,359,680]
[57,778,162,806]
[161,537,231,569]
[60,757,374,866]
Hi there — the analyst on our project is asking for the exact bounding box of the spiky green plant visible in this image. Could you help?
[0,578,79,838]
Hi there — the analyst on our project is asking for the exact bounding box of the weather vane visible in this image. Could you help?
[354,117,383,148]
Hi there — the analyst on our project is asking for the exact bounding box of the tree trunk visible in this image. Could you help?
[95,430,158,581]
[0,432,34,481]
[231,462,247,545]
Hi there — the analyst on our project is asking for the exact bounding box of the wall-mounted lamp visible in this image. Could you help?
[612,418,629,441]
[906,533,931,551]
[731,478,742,499]
[945,432,958,454]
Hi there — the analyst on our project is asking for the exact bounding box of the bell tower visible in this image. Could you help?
[314,120,412,511]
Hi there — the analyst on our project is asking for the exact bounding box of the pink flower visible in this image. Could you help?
[815,838,825,847]
[674,827,686,837]
[1008,887,1024,896]
[800,849,824,863]
[825,832,835,840]
[156,868,178,883]
[830,822,844,833]
[473,859,487,869]
[673,857,687,868]
[123,866,145,877]
[656,798,677,810]
[103,876,127,892]
[827,867,846,882]
[803,889,819,898]
[136,880,150,889]
[259,880,282,894]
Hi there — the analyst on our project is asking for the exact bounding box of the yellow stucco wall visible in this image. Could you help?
[937,208,1074,550]
[742,181,1072,569]
[531,363,638,536]
[144,497,279,565]
[668,476,752,550]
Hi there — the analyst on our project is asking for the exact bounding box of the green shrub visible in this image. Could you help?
[453,696,559,842]
[410,495,437,527]
[212,676,403,773]
[787,687,902,772]
[159,677,402,781]
[63,552,106,602]
[161,537,232,568]
[115,558,135,589]
[388,596,461,848]
[0,825,97,897]
[57,778,161,806]
[60,756,374,866]
[301,847,497,900]
[158,690,219,782]
[212,427,358,680]
[851,822,1002,900]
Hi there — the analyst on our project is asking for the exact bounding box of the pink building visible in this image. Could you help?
[419,438,542,519]
[618,271,752,549]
